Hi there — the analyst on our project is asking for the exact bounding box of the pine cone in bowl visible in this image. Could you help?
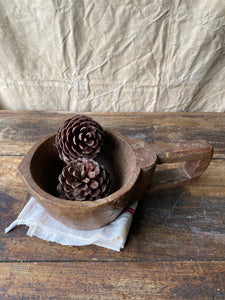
[55,115,104,163]
[57,158,111,201]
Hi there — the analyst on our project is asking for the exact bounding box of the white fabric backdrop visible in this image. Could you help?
[0,0,225,112]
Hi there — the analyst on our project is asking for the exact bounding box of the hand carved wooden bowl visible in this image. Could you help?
[18,130,213,230]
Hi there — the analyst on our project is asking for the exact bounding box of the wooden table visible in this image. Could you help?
[1,111,225,299]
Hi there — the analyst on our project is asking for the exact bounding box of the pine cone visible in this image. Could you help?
[57,158,111,201]
[55,115,104,163]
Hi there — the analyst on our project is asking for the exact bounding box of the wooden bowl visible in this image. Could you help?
[18,130,213,230]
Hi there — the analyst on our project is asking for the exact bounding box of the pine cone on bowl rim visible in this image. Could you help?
[57,158,111,201]
[55,115,104,164]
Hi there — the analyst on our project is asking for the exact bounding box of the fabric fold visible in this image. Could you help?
[5,197,138,251]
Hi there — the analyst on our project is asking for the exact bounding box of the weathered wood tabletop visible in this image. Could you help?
[1,111,225,299]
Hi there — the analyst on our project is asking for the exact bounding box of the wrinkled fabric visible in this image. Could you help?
[0,0,225,112]
[5,197,138,251]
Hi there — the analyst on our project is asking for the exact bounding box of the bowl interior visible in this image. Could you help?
[29,131,137,200]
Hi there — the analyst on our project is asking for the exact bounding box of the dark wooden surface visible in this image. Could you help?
[1,110,225,299]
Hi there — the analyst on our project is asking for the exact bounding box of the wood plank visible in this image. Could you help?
[1,111,225,158]
[1,156,224,196]
[1,156,225,205]
[0,261,225,299]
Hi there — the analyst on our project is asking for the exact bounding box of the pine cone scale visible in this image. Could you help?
[90,180,99,189]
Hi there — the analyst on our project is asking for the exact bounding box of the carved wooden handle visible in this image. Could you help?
[148,140,213,192]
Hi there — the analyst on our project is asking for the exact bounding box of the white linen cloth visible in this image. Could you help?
[5,197,138,251]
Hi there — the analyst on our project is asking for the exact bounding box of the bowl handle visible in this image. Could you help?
[148,140,213,192]
[128,138,213,192]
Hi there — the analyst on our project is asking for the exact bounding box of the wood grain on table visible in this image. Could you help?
[1,111,225,299]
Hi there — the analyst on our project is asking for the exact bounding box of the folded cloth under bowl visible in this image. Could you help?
[5,197,138,252]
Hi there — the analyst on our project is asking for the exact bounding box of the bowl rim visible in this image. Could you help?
[18,130,140,208]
